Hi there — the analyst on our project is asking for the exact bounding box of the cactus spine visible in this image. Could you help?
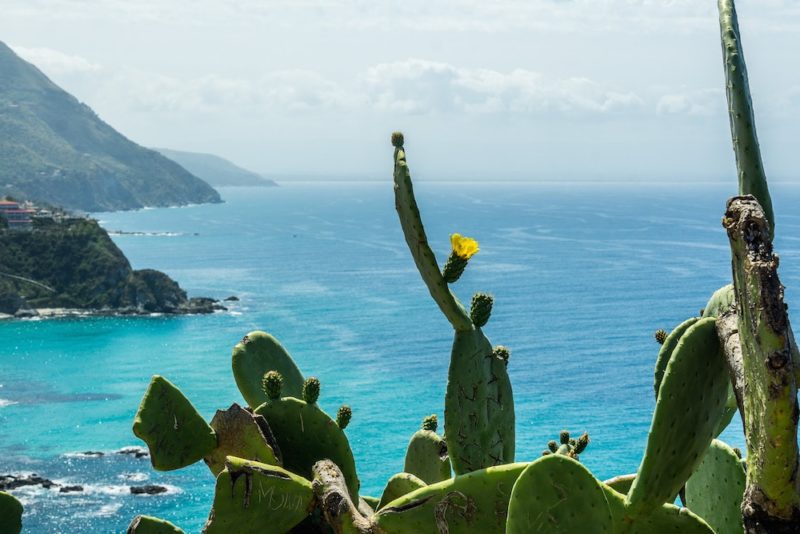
[392,134,515,475]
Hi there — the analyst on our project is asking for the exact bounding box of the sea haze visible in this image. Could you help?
[3,181,800,532]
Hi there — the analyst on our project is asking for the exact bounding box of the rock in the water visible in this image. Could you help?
[59,485,83,493]
[0,474,58,490]
[130,485,168,495]
[224,295,239,302]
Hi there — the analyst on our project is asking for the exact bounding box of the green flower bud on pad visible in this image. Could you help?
[442,251,469,283]
[493,345,510,365]
[559,430,570,445]
[262,371,283,400]
[302,377,320,404]
[575,432,590,454]
[470,293,493,328]
[391,131,404,147]
[547,440,558,453]
[422,414,438,432]
[337,405,352,429]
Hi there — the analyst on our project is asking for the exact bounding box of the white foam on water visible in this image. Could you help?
[118,472,149,482]
[0,398,17,408]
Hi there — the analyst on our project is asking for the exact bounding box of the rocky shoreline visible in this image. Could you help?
[0,297,229,320]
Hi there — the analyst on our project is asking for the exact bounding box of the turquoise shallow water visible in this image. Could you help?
[2,181,800,532]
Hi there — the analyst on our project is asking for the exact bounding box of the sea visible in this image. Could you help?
[2,181,800,533]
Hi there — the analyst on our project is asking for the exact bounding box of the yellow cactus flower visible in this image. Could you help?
[450,233,479,259]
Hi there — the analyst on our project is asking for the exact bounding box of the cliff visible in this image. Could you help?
[0,219,221,317]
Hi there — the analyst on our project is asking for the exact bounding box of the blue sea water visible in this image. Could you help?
[2,181,800,532]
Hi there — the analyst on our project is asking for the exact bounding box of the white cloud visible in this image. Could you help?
[656,88,723,116]
[11,45,101,75]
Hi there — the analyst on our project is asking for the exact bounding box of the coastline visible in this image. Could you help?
[0,300,228,321]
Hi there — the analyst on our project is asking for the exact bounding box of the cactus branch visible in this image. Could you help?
[312,460,376,534]
[392,136,473,331]
[715,310,746,432]
[724,195,800,532]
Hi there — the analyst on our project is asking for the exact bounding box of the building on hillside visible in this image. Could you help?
[0,200,34,231]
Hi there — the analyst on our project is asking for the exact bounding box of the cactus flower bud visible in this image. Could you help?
[654,329,668,344]
[559,430,570,445]
[337,405,352,429]
[542,450,551,456]
[391,131,404,147]
[442,234,479,283]
[492,345,510,366]
[302,377,321,404]
[547,440,558,453]
[575,432,590,454]
[470,293,493,327]
[262,370,283,400]
[422,414,438,432]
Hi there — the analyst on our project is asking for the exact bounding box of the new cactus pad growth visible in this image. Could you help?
[132,375,217,471]
[127,515,184,534]
[303,377,321,404]
[541,430,589,460]
[403,415,451,484]
[262,370,284,400]
[336,405,352,430]
[469,293,493,328]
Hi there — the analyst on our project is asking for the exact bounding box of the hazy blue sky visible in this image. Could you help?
[2,0,799,180]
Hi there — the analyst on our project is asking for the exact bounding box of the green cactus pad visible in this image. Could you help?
[362,495,381,511]
[127,515,184,533]
[702,284,735,318]
[685,439,746,534]
[377,472,427,510]
[232,331,304,408]
[375,462,528,533]
[506,455,613,533]
[403,428,451,484]
[0,491,22,534]
[132,375,217,471]
[627,317,729,517]
[603,474,636,496]
[204,403,280,476]
[445,328,515,475]
[653,317,699,397]
[602,484,714,533]
[254,396,359,501]
[203,457,314,534]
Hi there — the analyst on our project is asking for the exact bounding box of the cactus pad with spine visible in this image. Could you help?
[445,328,515,474]
[232,331,304,408]
[0,491,22,534]
[626,317,729,517]
[132,375,217,471]
[127,515,184,533]
[254,396,359,501]
[375,462,528,533]
[506,455,613,533]
[653,317,699,397]
[203,457,314,534]
[685,439,746,534]
[403,420,451,484]
[602,483,714,533]
[203,403,280,476]
[377,472,427,510]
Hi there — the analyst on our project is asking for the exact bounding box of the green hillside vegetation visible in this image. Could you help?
[0,41,221,212]
[0,218,219,315]
[156,148,277,187]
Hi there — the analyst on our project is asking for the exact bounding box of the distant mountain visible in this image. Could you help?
[0,42,221,212]
[155,148,277,187]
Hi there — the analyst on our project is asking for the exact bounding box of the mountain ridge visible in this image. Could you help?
[0,41,221,212]
[155,148,277,187]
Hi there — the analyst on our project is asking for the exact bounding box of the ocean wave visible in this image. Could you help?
[0,399,18,408]
[118,472,149,482]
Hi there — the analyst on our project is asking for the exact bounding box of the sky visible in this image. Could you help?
[2,0,799,181]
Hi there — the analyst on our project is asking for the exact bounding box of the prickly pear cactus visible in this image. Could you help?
[254,382,359,500]
[627,317,729,517]
[232,331,305,408]
[653,317,699,397]
[127,515,184,533]
[375,462,529,533]
[132,375,217,471]
[541,430,589,460]
[702,284,735,319]
[203,457,314,534]
[392,133,515,475]
[685,439,746,534]
[507,455,612,533]
[403,415,451,484]
[0,491,22,534]
[203,403,281,475]
[377,472,427,510]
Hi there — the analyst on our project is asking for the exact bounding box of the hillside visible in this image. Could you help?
[0,42,221,212]
[156,148,277,187]
[0,218,221,316]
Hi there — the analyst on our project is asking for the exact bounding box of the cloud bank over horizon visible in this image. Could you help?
[2,0,798,180]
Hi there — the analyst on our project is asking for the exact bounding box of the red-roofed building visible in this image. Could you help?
[0,200,34,231]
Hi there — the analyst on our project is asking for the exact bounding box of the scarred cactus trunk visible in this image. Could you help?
[723,196,800,533]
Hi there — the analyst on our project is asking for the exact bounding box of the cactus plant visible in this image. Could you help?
[541,430,589,460]
[392,134,514,475]
[132,375,217,471]
[203,456,315,534]
[203,403,281,476]
[403,415,451,484]
[377,472,427,510]
[685,439,746,534]
[127,515,184,533]
[0,491,22,534]
[232,331,305,408]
